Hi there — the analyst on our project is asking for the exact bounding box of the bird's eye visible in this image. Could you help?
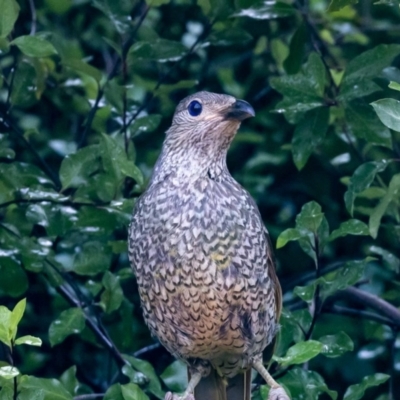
[188,100,202,117]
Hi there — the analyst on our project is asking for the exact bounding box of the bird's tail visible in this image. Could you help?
[193,368,251,400]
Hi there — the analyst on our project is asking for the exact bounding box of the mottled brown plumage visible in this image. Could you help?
[128,92,289,400]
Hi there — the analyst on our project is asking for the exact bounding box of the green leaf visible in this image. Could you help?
[319,331,354,358]
[15,335,42,346]
[276,228,303,249]
[10,61,37,107]
[104,384,124,400]
[48,308,85,347]
[0,256,28,297]
[0,365,20,379]
[338,80,381,102]
[131,115,162,137]
[293,284,316,304]
[9,298,26,341]
[328,0,358,11]
[388,81,400,91]
[59,366,79,396]
[206,28,252,47]
[0,0,20,38]
[232,1,294,19]
[145,0,170,5]
[73,241,112,276]
[279,368,337,400]
[296,201,324,233]
[121,383,150,400]
[92,0,135,34]
[283,22,307,75]
[371,98,400,132]
[343,373,390,400]
[11,35,57,57]
[63,59,102,82]
[59,145,99,190]
[20,376,73,400]
[345,101,392,148]
[100,271,124,314]
[129,39,187,63]
[270,52,326,123]
[329,219,369,241]
[274,340,323,366]
[160,360,187,393]
[99,134,144,186]
[369,245,400,272]
[292,106,329,170]
[341,44,400,89]
[369,173,400,238]
[0,306,12,346]
[123,355,165,399]
[344,161,388,216]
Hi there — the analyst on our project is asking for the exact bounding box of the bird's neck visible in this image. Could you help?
[150,133,231,184]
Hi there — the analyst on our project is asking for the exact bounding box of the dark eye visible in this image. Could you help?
[188,100,202,117]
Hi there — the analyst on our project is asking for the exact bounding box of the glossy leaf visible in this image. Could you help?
[48,308,85,347]
[371,98,400,132]
[271,52,326,122]
[341,44,400,89]
[319,331,354,358]
[343,373,390,400]
[0,257,28,297]
[160,360,187,393]
[121,383,150,400]
[100,271,124,313]
[0,0,20,38]
[59,366,79,396]
[329,219,369,241]
[369,173,400,238]
[328,0,358,11]
[129,39,187,62]
[123,355,164,399]
[344,161,388,216]
[345,101,392,148]
[274,340,323,366]
[15,335,42,346]
[233,1,294,19]
[12,36,57,57]
[20,376,73,400]
[73,241,112,276]
[296,201,324,233]
[292,106,329,170]
[0,365,20,379]
[369,245,400,272]
[279,368,337,400]
[207,28,252,47]
[276,228,303,249]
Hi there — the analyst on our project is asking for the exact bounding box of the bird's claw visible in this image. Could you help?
[268,386,290,400]
[164,392,195,400]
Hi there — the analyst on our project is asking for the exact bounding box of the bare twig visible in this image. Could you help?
[133,342,161,358]
[28,0,37,35]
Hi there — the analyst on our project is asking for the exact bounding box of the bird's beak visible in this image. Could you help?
[224,99,255,121]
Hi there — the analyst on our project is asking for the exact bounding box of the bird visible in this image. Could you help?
[128,91,289,400]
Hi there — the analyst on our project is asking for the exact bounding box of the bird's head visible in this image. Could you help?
[153,91,255,181]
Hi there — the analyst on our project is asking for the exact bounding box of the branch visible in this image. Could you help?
[339,286,400,327]
[28,0,37,35]
[78,6,150,148]
[44,261,127,368]
[0,115,61,190]
[133,342,161,358]
[122,19,215,132]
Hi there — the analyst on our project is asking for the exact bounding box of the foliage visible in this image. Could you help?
[0,0,399,399]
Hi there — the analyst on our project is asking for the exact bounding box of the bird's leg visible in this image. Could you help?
[164,363,208,400]
[253,359,290,400]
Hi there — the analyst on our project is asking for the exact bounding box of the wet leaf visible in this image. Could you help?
[343,373,390,400]
[319,331,354,358]
[0,0,20,38]
[129,39,187,63]
[48,308,85,347]
[20,376,73,400]
[329,219,369,241]
[0,365,20,379]
[12,36,57,58]
[100,271,124,314]
[274,340,323,366]
[15,335,42,346]
[160,360,187,393]
[371,98,400,132]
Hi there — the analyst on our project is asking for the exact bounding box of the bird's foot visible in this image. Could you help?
[268,386,290,400]
[164,392,195,400]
